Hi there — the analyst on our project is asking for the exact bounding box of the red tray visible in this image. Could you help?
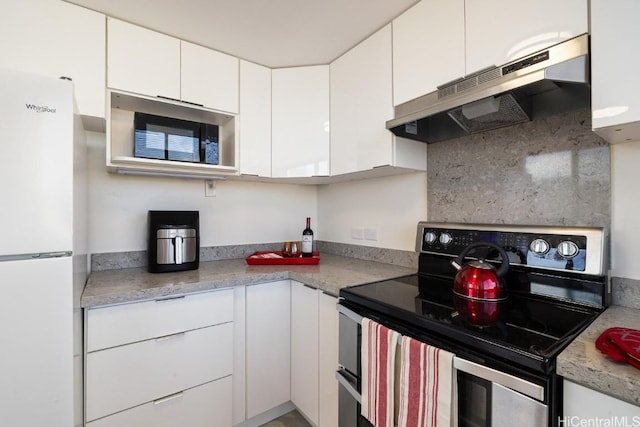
[245,251,320,265]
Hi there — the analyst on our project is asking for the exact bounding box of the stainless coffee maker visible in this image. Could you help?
[148,211,199,273]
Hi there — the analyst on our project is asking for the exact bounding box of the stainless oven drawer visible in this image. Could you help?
[338,306,361,378]
[336,369,372,427]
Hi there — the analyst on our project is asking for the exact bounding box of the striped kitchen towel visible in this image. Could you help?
[361,317,400,427]
[397,336,454,427]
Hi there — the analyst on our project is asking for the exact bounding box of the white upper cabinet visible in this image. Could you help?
[332,24,426,176]
[465,0,588,75]
[331,25,394,175]
[272,66,330,178]
[392,0,465,106]
[591,0,640,143]
[181,41,239,113]
[391,0,587,106]
[0,0,106,120]
[239,61,272,177]
[107,18,181,100]
[108,18,239,113]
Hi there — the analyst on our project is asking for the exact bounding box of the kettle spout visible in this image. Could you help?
[450,259,462,271]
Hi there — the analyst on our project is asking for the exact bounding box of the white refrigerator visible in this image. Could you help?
[0,68,87,427]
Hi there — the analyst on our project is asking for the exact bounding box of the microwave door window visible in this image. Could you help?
[134,129,166,159]
[167,134,200,162]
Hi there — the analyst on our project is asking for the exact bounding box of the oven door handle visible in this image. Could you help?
[453,357,545,402]
[336,369,361,404]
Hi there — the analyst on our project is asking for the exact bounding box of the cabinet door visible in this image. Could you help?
[181,41,239,113]
[239,60,272,177]
[318,292,339,427]
[86,289,234,352]
[291,282,319,424]
[564,380,640,419]
[107,18,180,99]
[0,0,106,118]
[331,25,394,175]
[465,0,588,75]
[272,66,330,178]
[591,0,640,142]
[86,323,233,422]
[392,0,465,105]
[246,281,291,418]
[87,377,232,427]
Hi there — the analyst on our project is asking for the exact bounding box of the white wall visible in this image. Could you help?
[611,140,640,280]
[317,172,428,251]
[87,132,318,254]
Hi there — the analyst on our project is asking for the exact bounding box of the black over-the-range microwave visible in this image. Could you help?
[133,112,219,165]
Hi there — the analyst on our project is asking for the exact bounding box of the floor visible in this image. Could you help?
[261,410,311,427]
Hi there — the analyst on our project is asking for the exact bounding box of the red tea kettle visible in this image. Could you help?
[451,242,509,325]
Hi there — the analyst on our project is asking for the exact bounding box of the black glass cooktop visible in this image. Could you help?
[340,273,602,373]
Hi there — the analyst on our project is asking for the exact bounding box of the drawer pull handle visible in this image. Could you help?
[153,391,184,405]
[155,332,186,342]
[155,295,186,303]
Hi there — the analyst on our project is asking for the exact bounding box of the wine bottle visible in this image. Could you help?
[301,217,314,257]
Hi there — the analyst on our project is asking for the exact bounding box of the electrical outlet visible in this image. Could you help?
[364,228,378,241]
[205,180,216,197]
[351,227,364,240]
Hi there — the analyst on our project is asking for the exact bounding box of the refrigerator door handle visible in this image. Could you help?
[0,251,71,262]
[35,251,72,258]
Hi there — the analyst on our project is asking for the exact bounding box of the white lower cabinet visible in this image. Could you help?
[246,280,292,418]
[86,290,234,352]
[84,289,233,426]
[318,292,339,427]
[291,282,320,424]
[564,380,640,419]
[291,282,339,427]
[86,377,232,427]
[84,282,339,427]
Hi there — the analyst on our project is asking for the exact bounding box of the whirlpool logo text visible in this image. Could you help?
[25,104,56,113]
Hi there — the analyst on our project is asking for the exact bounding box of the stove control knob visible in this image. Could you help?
[424,231,438,245]
[439,232,453,246]
[557,240,579,259]
[529,238,550,256]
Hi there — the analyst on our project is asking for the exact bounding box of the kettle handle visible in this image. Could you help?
[452,242,510,277]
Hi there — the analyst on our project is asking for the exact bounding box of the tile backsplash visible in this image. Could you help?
[427,108,610,229]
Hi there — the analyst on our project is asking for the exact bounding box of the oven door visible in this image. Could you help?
[337,305,373,427]
[337,302,549,427]
[455,358,548,427]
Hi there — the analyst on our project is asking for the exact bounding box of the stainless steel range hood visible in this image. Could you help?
[387,34,590,143]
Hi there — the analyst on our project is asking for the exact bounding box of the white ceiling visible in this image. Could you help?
[66,0,420,68]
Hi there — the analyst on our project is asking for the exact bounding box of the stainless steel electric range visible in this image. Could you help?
[336,222,608,427]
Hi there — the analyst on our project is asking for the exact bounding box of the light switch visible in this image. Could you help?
[364,228,378,241]
[351,228,364,240]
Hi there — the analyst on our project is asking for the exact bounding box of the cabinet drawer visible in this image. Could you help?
[86,289,233,352]
[86,322,233,422]
[87,376,232,427]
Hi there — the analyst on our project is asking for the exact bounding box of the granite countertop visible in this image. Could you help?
[557,305,640,406]
[82,252,417,308]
